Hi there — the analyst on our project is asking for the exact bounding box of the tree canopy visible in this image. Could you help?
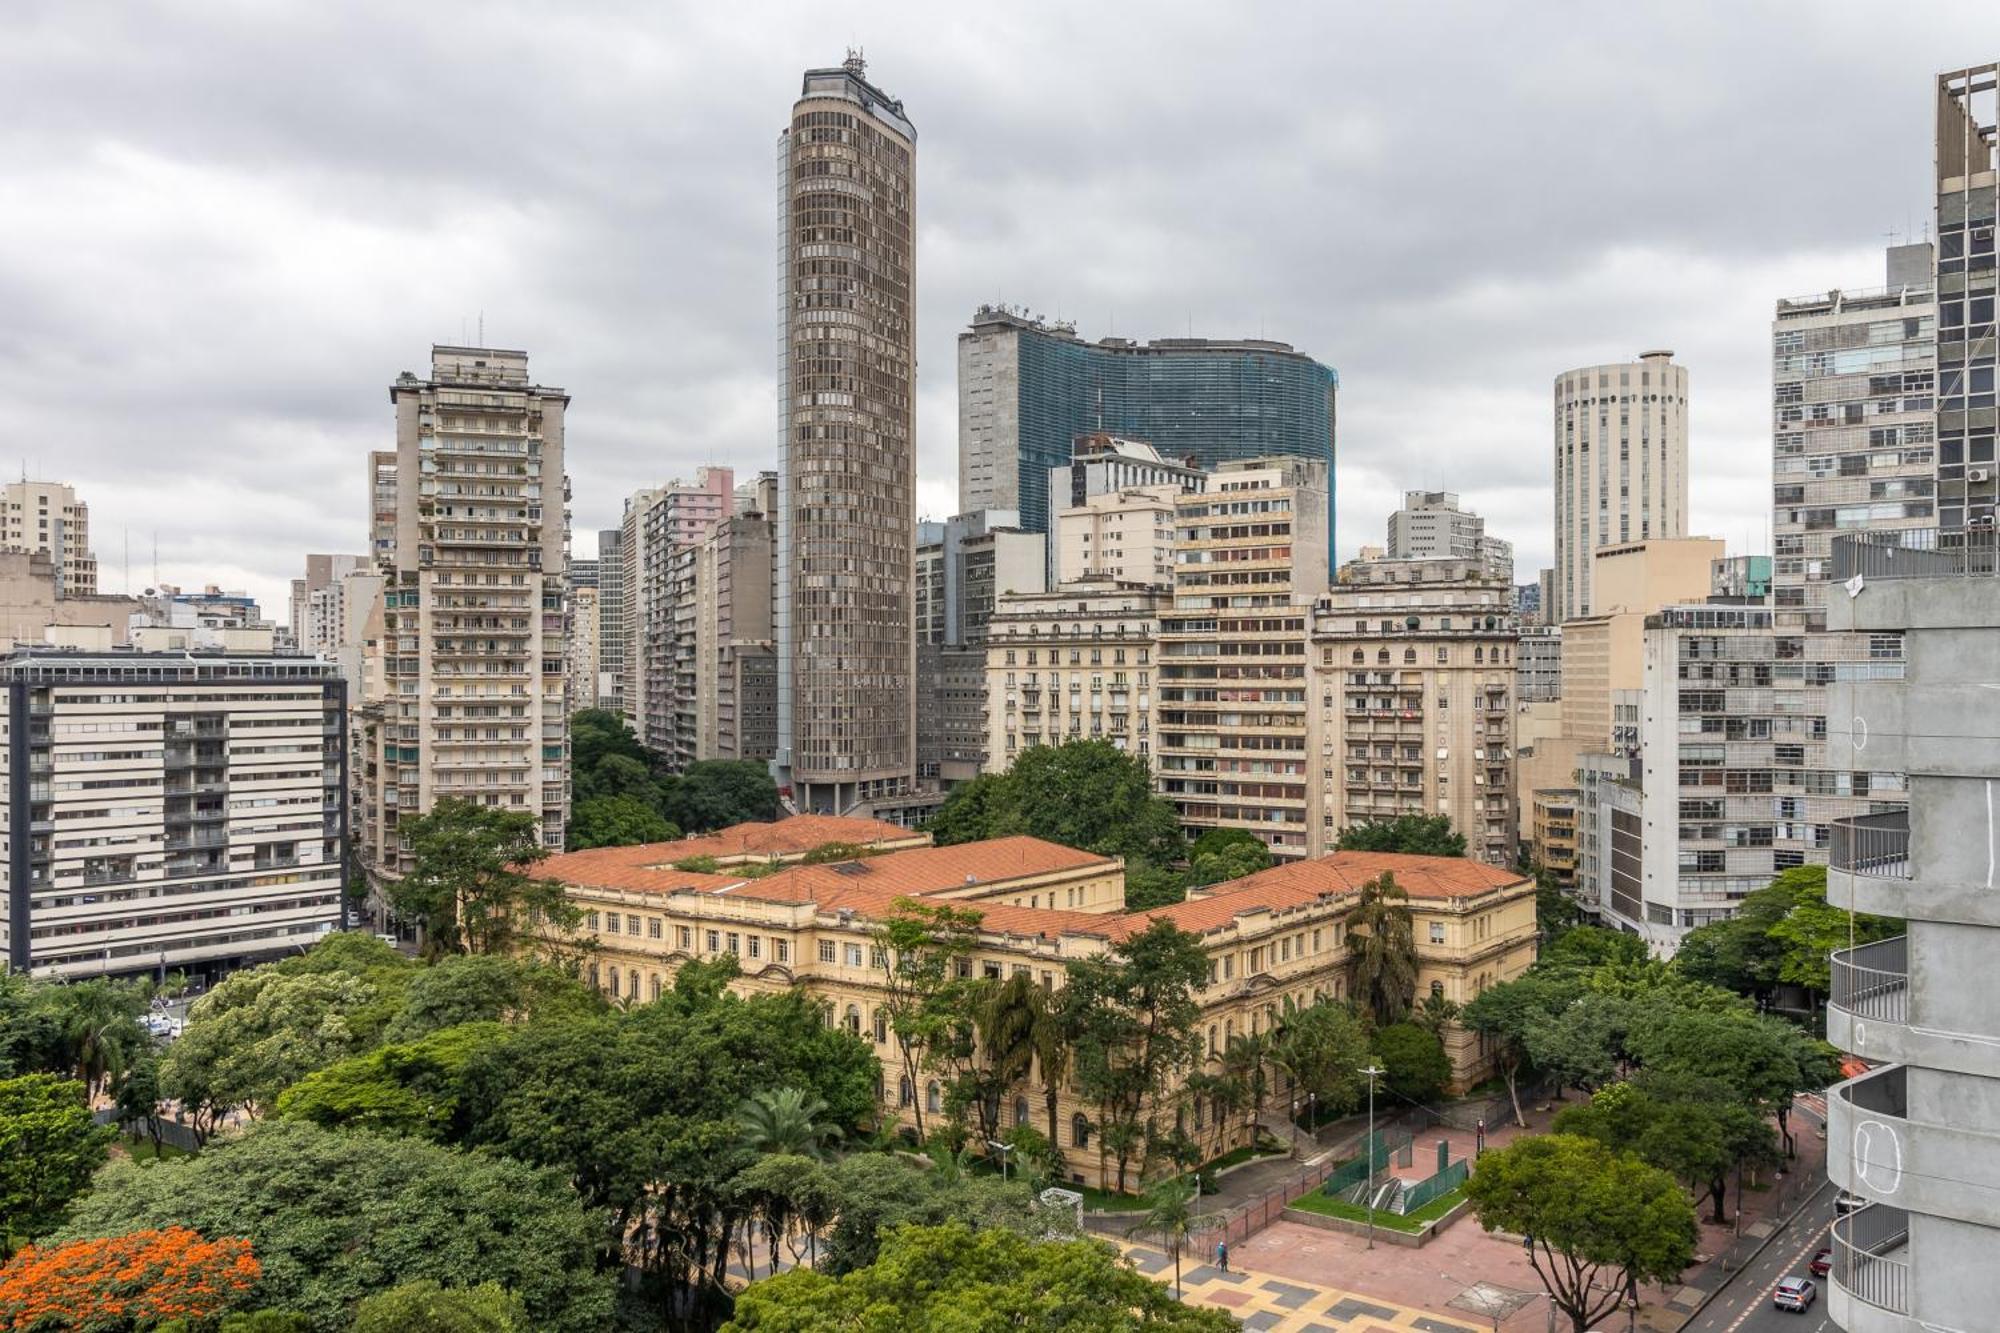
[1335,814,1467,858]
[385,799,577,956]
[0,1075,114,1252]
[927,740,1186,871]
[724,1223,1236,1332]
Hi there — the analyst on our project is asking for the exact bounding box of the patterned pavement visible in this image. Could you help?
[1117,1242,1484,1332]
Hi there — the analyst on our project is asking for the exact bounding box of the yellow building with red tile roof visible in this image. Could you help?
[535,824,1536,1191]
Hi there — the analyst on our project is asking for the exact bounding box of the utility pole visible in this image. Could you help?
[1359,1063,1385,1250]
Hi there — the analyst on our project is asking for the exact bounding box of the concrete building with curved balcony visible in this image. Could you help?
[1821,527,2000,1333]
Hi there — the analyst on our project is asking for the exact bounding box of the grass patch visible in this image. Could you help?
[120,1133,191,1163]
[1080,1136,1287,1211]
[1287,1183,1466,1233]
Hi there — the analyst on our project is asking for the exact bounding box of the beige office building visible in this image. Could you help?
[355,346,571,895]
[0,481,97,599]
[1552,352,1690,622]
[1053,485,1180,585]
[775,56,918,815]
[693,513,777,764]
[984,577,1169,771]
[1157,457,1329,859]
[1313,557,1519,865]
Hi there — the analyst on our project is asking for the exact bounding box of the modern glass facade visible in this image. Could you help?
[958,307,1337,562]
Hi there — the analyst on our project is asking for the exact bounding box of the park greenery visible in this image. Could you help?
[570,709,780,850]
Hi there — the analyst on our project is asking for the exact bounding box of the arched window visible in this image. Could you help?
[844,1005,861,1037]
[1431,980,1445,1001]
[1194,1098,1205,1130]
[606,966,619,996]
[587,963,599,988]
[873,1009,888,1044]
[1376,649,1390,665]
[1474,646,1485,664]
[1072,1113,1091,1148]
[650,974,663,1002]
[1014,1096,1030,1127]
[1350,649,1364,665]
[1403,648,1416,664]
[1208,1024,1218,1056]
[627,970,639,1000]
[899,1076,914,1108]
[926,1081,941,1114]
[1176,1106,1186,1135]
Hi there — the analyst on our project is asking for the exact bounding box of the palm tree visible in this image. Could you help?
[1413,990,1461,1037]
[1348,871,1418,1026]
[1221,1032,1269,1148]
[60,980,141,1099]
[975,972,1040,1144]
[1022,981,1073,1168]
[737,1087,842,1159]
[1141,1175,1203,1301]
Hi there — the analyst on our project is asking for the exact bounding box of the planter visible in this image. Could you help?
[1278,1197,1470,1249]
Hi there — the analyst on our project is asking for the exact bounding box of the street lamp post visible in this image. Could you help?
[1359,1063,1385,1250]
[987,1139,1014,1183]
[1290,1097,1299,1159]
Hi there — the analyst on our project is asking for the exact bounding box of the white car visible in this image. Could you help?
[142,1013,183,1040]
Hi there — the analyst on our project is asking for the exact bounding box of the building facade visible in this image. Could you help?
[1054,485,1182,586]
[1385,491,1511,578]
[0,481,96,599]
[1313,557,1520,866]
[958,307,1338,550]
[694,513,777,764]
[0,649,346,979]
[775,56,918,815]
[539,818,1537,1189]
[1552,351,1690,622]
[566,586,600,712]
[1933,66,2000,535]
[1517,624,1562,703]
[984,578,1169,772]
[1530,789,1578,889]
[1157,458,1329,859]
[356,345,571,892]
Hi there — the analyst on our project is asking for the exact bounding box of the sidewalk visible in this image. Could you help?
[1118,1237,1484,1333]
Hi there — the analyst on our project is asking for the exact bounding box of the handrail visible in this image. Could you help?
[1829,936,1909,1023]
[1831,1204,1910,1314]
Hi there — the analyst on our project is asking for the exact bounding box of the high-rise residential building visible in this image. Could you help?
[1821,527,2000,1333]
[356,346,571,895]
[1313,557,1520,865]
[569,558,600,590]
[1054,486,1182,586]
[290,554,369,657]
[775,55,917,816]
[367,452,397,566]
[1157,457,1329,858]
[985,577,1169,772]
[567,586,600,711]
[1530,790,1578,891]
[693,512,777,764]
[0,647,346,979]
[1514,580,1543,625]
[594,528,626,717]
[615,493,657,731]
[1385,491,1510,577]
[913,510,1046,785]
[1556,537,1723,754]
[622,469,736,755]
[959,307,1338,550]
[0,480,96,598]
[1934,66,2000,535]
[1770,246,1934,898]
[1552,351,1690,621]
[1516,624,1562,703]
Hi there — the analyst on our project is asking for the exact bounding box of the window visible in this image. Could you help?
[626,914,640,935]
[844,944,864,967]
[1072,1113,1091,1148]
[1428,922,1446,944]
[605,915,620,935]
[726,932,740,955]
[747,935,762,960]
[818,940,836,964]
[775,940,790,964]
[926,1081,942,1114]
[648,918,662,939]
[874,1010,888,1043]
[899,1077,913,1108]
[705,930,720,953]
[1014,1097,1030,1127]
[1431,980,1445,1001]
[844,1005,861,1036]
[677,926,691,948]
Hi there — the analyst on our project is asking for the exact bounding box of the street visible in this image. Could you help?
[1681,1182,1835,1333]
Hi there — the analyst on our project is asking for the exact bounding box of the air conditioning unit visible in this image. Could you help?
[1970,468,1992,483]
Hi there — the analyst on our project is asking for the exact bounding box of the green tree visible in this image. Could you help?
[732,1154,839,1277]
[1267,1001,1369,1122]
[727,1223,1234,1332]
[925,740,1186,868]
[576,752,658,807]
[1466,1134,1697,1333]
[53,1120,614,1333]
[350,1280,527,1333]
[50,980,149,1099]
[666,760,781,833]
[275,1021,505,1140]
[1534,867,1583,942]
[815,1155,1060,1276]
[1184,828,1273,890]
[1372,1022,1451,1104]
[1219,1031,1270,1146]
[378,954,600,1046]
[568,795,678,850]
[388,799,578,957]
[870,898,984,1142]
[159,968,379,1136]
[1412,991,1461,1037]
[1063,919,1209,1193]
[1461,973,1581,1127]
[1522,991,1622,1096]
[1140,1175,1203,1301]
[0,1075,114,1253]
[1535,926,1647,974]
[570,708,650,778]
[1336,814,1467,857]
[1347,872,1418,1025]
[738,1088,843,1160]
[112,1050,165,1155]
[1120,861,1188,911]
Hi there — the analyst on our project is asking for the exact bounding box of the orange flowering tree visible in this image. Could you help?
[0,1227,259,1331]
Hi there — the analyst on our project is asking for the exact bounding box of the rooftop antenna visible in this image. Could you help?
[478,310,484,346]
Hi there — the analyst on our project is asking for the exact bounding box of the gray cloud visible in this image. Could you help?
[0,1,1988,614]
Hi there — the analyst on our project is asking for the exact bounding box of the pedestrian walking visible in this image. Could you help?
[1214,1238,1228,1273]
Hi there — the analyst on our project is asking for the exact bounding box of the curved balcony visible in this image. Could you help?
[1829,1063,2000,1227]
[1828,810,1910,920]
[1827,935,1907,1056]
[1827,1204,1911,1333]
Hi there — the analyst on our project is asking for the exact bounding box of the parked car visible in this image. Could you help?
[1835,1191,1866,1215]
[1809,1248,1831,1277]
[141,1012,181,1040]
[1774,1277,1817,1313]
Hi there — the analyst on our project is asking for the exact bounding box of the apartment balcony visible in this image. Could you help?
[1828,1064,2000,1227]
[1827,1204,1910,1332]
[1828,809,1910,919]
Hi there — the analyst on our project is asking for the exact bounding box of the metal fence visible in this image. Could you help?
[1829,935,1909,1023]
[1397,1157,1468,1214]
[92,1107,202,1154]
[1832,1203,1910,1315]
[1830,525,2000,581]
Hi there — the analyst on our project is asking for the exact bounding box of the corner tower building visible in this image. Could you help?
[1552,351,1689,622]
[775,56,917,815]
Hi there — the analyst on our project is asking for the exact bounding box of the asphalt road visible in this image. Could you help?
[1681,1183,1837,1333]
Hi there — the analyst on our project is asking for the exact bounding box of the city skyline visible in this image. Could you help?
[2,5,1994,616]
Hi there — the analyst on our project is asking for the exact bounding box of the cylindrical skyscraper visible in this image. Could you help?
[1551,350,1689,622]
[774,55,917,815]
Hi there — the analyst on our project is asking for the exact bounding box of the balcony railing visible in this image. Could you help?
[1831,526,1999,581]
[1830,810,1910,880]
[1830,935,1908,1024]
[1831,1204,1910,1315]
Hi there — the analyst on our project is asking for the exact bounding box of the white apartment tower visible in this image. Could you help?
[1552,351,1690,622]
[358,346,571,888]
[775,55,918,814]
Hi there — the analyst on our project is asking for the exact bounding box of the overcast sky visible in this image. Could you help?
[1,3,1990,616]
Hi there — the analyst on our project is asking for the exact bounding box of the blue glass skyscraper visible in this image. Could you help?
[957,306,1338,560]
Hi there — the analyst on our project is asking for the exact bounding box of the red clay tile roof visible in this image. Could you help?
[536,813,924,886]
[1104,851,1528,940]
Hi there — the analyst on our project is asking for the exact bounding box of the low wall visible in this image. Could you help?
[1278,1197,1471,1249]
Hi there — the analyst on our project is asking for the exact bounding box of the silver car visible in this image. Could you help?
[1774,1277,1817,1313]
